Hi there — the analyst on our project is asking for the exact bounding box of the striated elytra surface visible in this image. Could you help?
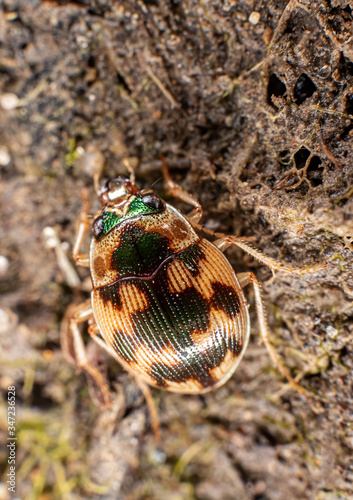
[91,201,249,393]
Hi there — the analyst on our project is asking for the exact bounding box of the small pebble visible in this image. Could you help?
[249,11,260,25]
[43,226,58,249]
[326,325,338,339]
[152,449,166,464]
[0,255,9,275]
[318,65,331,79]
[235,11,247,21]
[263,26,273,44]
[0,92,19,110]
[0,308,16,334]
[0,146,11,166]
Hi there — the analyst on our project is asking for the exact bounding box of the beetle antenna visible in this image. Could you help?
[122,158,136,185]
[151,177,162,189]
[93,172,101,196]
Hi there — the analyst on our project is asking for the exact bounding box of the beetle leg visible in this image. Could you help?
[134,378,161,441]
[161,158,203,224]
[62,301,111,406]
[72,189,91,268]
[61,300,91,364]
[87,324,161,440]
[202,232,326,275]
[237,272,311,399]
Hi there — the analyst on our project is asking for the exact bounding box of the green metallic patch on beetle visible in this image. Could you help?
[94,195,164,241]
[111,224,172,277]
[130,280,210,350]
[93,211,123,240]
[126,196,161,217]
[102,211,122,234]
[112,328,139,364]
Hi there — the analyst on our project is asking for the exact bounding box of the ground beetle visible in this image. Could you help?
[63,161,324,436]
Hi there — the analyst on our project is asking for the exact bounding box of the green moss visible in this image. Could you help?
[64,138,81,168]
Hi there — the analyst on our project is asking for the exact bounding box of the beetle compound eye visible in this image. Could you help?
[141,193,164,211]
[92,216,104,240]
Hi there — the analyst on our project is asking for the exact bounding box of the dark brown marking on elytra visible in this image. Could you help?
[148,359,217,389]
[210,282,241,318]
[112,329,139,365]
[175,242,205,276]
[98,281,123,309]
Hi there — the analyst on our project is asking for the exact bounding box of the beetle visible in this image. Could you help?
[64,161,324,434]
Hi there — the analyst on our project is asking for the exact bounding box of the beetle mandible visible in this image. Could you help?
[64,161,324,433]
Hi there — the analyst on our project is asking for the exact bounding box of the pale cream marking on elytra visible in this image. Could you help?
[166,260,193,293]
[197,239,238,288]
[92,289,136,347]
[132,344,181,376]
[120,282,149,314]
[162,378,204,394]
[209,350,238,383]
[190,308,234,351]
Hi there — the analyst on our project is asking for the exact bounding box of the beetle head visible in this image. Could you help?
[93,178,165,241]
[100,177,138,207]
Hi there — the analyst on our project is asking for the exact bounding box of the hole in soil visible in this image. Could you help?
[267,73,286,107]
[338,197,349,207]
[294,73,317,104]
[293,180,310,195]
[279,149,290,160]
[346,94,353,115]
[338,53,353,77]
[116,71,131,93]
[31,383,55,409]
[331,15,343,34]
[278,149,292,172]
[340,122,353,140]
[306,156,324,187]
[87,54,95,67]
[294,147,310,169]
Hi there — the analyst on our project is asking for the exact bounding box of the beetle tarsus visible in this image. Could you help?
[63,301,112,407]
[72,189,91,268]
[161,157,203,223]
[238,272,312,400]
